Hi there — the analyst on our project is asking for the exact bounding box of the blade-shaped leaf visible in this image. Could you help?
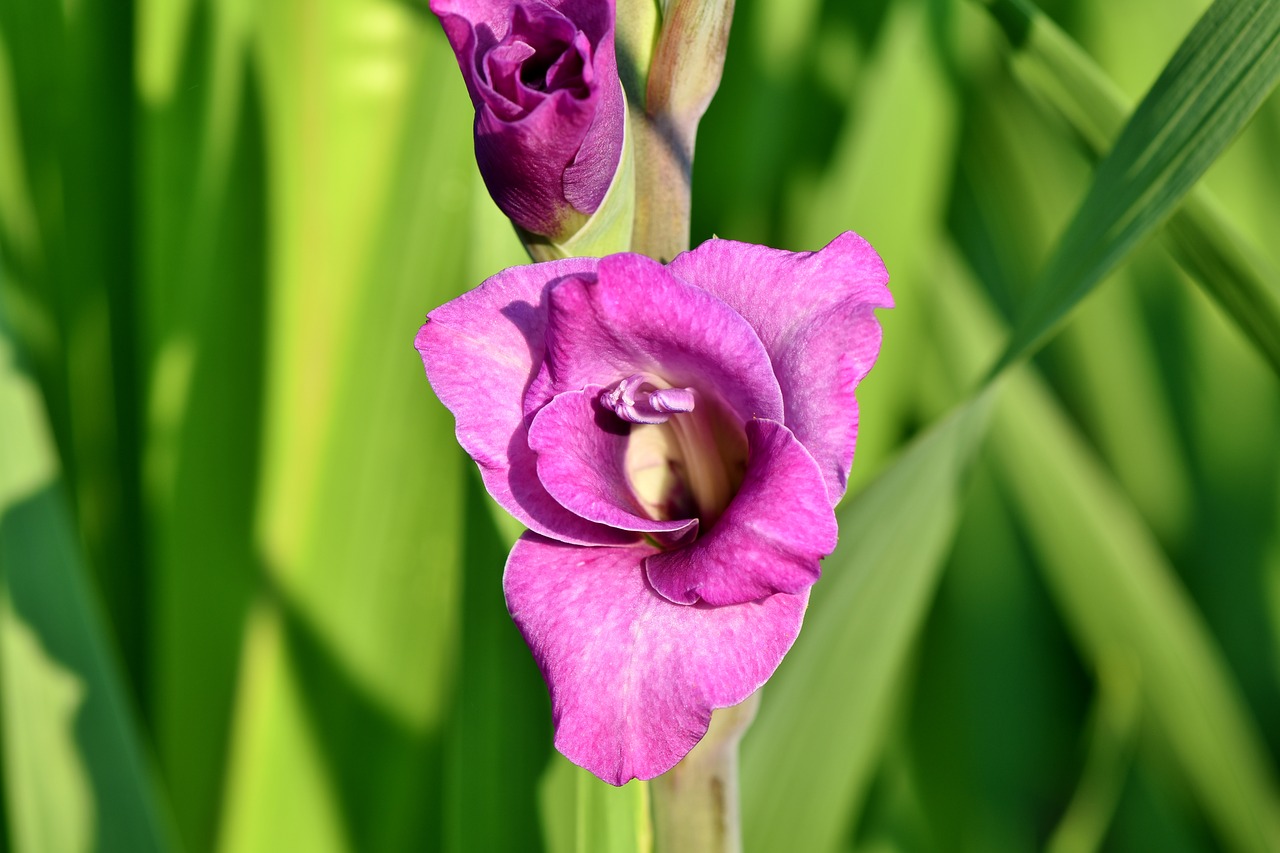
[136,2,266,846]
[988,0,1280,374]
[790,0,959,488]
[0,325,174,853]
[741,388,995,853]
[994,357,1280,851]
[216,8,478,851]
[979,0,1280,379]
[935,237,1280,852]
[443,470,553,852]
[539,757,652,853]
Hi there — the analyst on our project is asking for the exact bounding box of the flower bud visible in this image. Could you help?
[431,0,627,244]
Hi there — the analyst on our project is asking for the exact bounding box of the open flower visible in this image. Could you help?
[431,0,625,241]
[416,233,891,784]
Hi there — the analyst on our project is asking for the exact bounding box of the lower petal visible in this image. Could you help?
[417,259,633,546]
[528,387,696,538]
[644,419,837,606]
[504,533,809,786]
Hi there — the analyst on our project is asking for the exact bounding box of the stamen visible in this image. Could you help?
[601,374,696,424]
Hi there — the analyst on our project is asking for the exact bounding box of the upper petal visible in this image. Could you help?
[504,533,809,786]
[416,258,634,546]
[528,253,785,425]
[644,419,837,606]
[668,232,892,504]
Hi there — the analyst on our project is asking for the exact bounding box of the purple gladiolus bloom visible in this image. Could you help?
[431,0,625,240]
[416,233,891,785]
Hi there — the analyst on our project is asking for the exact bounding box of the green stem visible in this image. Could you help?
[649,691,759,853]
[630,106,693,263]
[629,0,735,263]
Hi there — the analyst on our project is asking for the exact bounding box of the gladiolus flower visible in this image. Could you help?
[431,0,625,241]
[416,233,891,784]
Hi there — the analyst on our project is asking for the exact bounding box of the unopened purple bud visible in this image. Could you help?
[431,0,626,241]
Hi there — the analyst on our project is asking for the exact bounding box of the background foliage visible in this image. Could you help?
[1,0,1279,850]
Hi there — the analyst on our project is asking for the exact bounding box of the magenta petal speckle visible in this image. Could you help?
[417,233,890,784]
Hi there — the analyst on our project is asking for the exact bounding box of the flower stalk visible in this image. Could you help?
[630,0,736,262]
[650,692,760,853]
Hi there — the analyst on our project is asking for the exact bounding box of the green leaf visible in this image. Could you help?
[935,233,1280,851]
[1,0,150,705]
[993,360,1280,851]
[216,8,478,851]
[136,2,266,845]
[0,325,174,853]
[1044,656,1141,853]
[741,388,995,853]
[980,0,1280,380]
[789,0,959,488]
[539,756,651,853]
[988,0,1280,374]
[443,471,553,852]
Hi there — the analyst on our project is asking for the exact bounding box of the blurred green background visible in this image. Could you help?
[1,0,1279,850]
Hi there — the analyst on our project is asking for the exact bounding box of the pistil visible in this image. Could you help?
[601,374,696,425]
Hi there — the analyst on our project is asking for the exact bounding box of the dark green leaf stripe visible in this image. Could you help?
[988,0,1280,374]
[1,320,174,852]
[980,0,1280,379]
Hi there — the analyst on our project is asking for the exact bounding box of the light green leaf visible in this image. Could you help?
[137,2,267,845]
[790,0,959,489]
[217,6,477,850]
[935,234,1280,852]
[0,326,173,853]
[741,389,995,853]
[539,756,651,853]
[980,0,1280,380]
[988,0,1280,374]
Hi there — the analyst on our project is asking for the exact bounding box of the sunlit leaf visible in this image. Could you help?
[979,0,1280,380]
[742,389,995,853]
[936,236,1280,852]
[988,0,1280,374]
[217,7,477,851]
[539,756,652,853]
[0,324,173,853]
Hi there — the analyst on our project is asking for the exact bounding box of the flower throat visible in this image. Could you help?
[601,374,747,530]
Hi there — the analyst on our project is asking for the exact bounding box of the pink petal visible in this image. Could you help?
[527,253,785,425]
[416,259,634,546]
[644,419,836,606]
[528,387,697,538]
[505,533,809,785]
[668,232,892,504]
